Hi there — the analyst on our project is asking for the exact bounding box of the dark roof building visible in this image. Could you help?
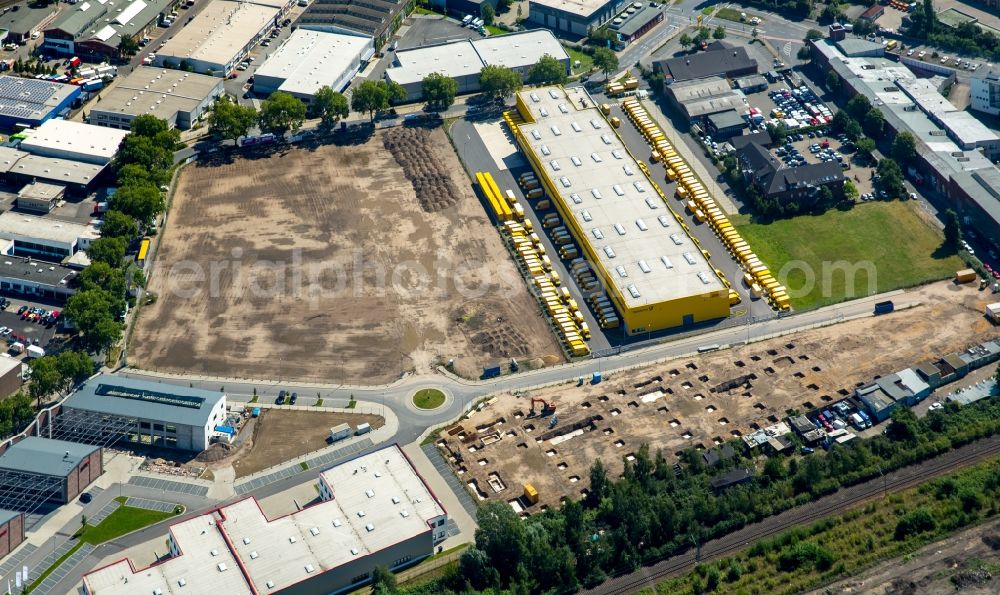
[42,0,174,59]
[299,0,407,47]
[737,141,845,206]
[709,468,753,491]
[0,4,58,43]
[0,436,102,505]
[788,414,816,436]
[730,130,771,150]
[702,443,736,467]
[706,109,747,138]
[609,3,664,43]
[654,44,758,82]
[859,4,884,22]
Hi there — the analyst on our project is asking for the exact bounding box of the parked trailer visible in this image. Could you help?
[874,300,894,315]
[330,423,352,442]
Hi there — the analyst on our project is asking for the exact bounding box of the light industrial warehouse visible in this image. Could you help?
[0,211,99,262]
[19,120,129,165]
[60,374,228,452]
[89,67,225,130]
[0,437,102,508]
[83,445,448,595]
[386,30,568,101]
[528,0,625,36]
[510,86,730,334]
[42,0,173,60]
[252,29,374,101]
[0,76,82,130]
[154,0,285,75]
[0,146,106,194]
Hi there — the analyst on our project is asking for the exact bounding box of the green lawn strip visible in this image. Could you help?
[24,541,84,593]
[716,7,750,22]
[485,25,506,36]
[701,6,713,15]
[563,45,594,74]
[653,457,1000,594]
[733,201,962,310]
[347,399,357,409]
[413,388,446,410]
[79,505,178,546]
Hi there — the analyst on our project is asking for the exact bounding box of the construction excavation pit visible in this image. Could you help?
[432,282,1000,510]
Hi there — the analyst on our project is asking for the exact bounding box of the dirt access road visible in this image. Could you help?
[132,126,561,383]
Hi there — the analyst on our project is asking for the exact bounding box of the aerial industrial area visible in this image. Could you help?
[0,0,998,593]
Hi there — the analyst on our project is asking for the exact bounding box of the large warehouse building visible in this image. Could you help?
[0,146,106,194]
[386,30,568,101]
[19,120,129,165]
[252,29,374,101]
[42,0,174,60]
[88,67,225,130]
[510,86,730,334]
[83,445,448,595]
[0,76,82,130]
[0,211,99,262]
[61,374,228,452]
[527,0,625,36]
[154,0,284,76]
[0,436,102,506]
[299,0,407,48]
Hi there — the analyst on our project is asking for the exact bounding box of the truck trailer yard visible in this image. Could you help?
[432,281,997,511]
[130,126,562,383]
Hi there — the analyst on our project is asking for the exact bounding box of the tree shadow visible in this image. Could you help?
[932,243,959,260]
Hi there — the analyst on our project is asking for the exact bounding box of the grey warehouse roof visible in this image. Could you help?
[0,509,20,525]
[64,374,225,427]
[0,436,99,478]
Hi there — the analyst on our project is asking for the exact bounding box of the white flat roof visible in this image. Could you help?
[158,0,279,66]
[92,67,223,120]
[0,211,99,244]
[473,29,566,69]
[20,120,129,164]
[516,86,724,307]
[254,29,372,96]
[81,445,446,595]
[530,0,614,18]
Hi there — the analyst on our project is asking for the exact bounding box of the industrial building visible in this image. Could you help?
[663,76,748,121]
[154,0,284,76]
[896,77,1000,160]
[82,445,448,595]
[61,374,228,452]
[0,510,24,560]
[0,211,99,262]
[88,67,225,130]
[0,76,82,130]
[527,0,624,36]
[834,38,885,58]
[0,146,106,194]
[299,0,407,47]
[16,181,65,214]
[971,69,1000,117]
[706,109,747,139]
[19,120,129,165]
[509,86,729,334]
[0,437,102,506]
[42,0,174,60]
[607,1,663,44]
[0,4,58,45]
[737,141,845,205]
[653,42,758,82]
[386,30,568,102]
[252,30,374,100]
[856,368,931,422]
[810,39,1000,247]
[0,358,22,399]
[0,255,79,301]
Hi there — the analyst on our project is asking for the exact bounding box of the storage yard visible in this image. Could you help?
[434,281,996,510]
[131,127,562,383]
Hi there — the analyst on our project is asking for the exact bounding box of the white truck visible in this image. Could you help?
[26,345,44,359]
[355,422,371,435]
[330,423,351,443]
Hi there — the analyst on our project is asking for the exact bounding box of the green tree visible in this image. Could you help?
[86,236,127,268]
[679,33,692,47]
[923,0,934,35]
[208,96,258,140]
[844,179,859,201]
[28,356,61,407]
[844,117,864,142]
[258,91,307,135]
[895,507,936,540]
[458,547,500,590]
[891,131,917,164]
[826,71,841,92]
[479,64,522,99]
[855,136,876,158]
[421,72,459,110]
[588,26,616,46]
[55,350,94,390]
[116,164,155,188]
[863,107,885,137]
[130,114,170,139]
[111,184,165,229]
[480,2,495,25]
[79,262,127,301]
[876,157,906,198]
[805,28,823,41]
[369,565,397,595]
[63,290,124,354]
[100,211,138,239]
[308,86,349,127]
[943,208,962,251]
[713,25,727,40]
[118,36,139,58]
[797,46,812,61]
[587,458,608,508]
[847,94,872,120]
[114,136,172,173]
[474,501,527,584]
[592,47,618,80]
[528,54,567,85]
[351,80,406,122]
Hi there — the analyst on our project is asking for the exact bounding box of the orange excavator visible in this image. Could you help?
[530,398,556,417]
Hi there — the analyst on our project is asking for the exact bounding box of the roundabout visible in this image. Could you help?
[412,388,447,410]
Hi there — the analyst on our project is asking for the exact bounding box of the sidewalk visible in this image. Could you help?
[402,442,476,549]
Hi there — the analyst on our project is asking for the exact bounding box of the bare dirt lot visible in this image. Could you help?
[131,126,562,382]
[229,409,384,478]
[435,282,999,510]
[812,517,1000,595]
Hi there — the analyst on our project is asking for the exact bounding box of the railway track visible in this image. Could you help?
[590,435,1000,595]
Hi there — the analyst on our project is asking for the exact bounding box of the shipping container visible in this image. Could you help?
[956,268,977,283]
[330,423,352,442]
[874,300,894,315]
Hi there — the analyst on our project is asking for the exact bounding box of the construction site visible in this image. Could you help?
[433,281,999,511]
[131,126,562,383]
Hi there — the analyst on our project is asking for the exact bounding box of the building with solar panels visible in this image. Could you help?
[0,76,81,130]
[0,437,102,506]
[61,374,228,452]
[42,0,175,61]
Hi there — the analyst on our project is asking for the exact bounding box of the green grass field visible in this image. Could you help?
[563,45,594,74]
[716,7,754,22]
[79,502,178,546]
[413,388,446,409]
[733,201,963,310]
[485,24,506,36]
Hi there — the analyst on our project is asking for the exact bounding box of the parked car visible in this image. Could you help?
[79,492,92,504]
[290,392,298,404]
[277,390,286,404]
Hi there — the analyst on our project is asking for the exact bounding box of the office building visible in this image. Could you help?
[0,211,98,262]
[971,69,1000,117]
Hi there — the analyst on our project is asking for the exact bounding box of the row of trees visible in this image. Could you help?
[679,25,728,49]
[404,386,1000,594]
[905,0,1000,62]
[28,350,95,408]
[209,87,352,141]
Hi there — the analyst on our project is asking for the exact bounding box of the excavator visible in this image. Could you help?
[529,398,556,418]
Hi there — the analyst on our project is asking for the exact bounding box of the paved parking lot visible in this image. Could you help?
[128,476,209,497]
[125,497,176,513]
[88,500,120,525]
[0,301,60,351]
[234,437,374,495]
[422,443,479,519]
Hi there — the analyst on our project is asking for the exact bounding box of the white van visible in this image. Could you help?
[461,14,473,25]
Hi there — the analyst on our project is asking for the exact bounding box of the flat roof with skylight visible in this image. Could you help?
[530,0,613,18]
[156,0,279,68]
[513,86,725,311]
